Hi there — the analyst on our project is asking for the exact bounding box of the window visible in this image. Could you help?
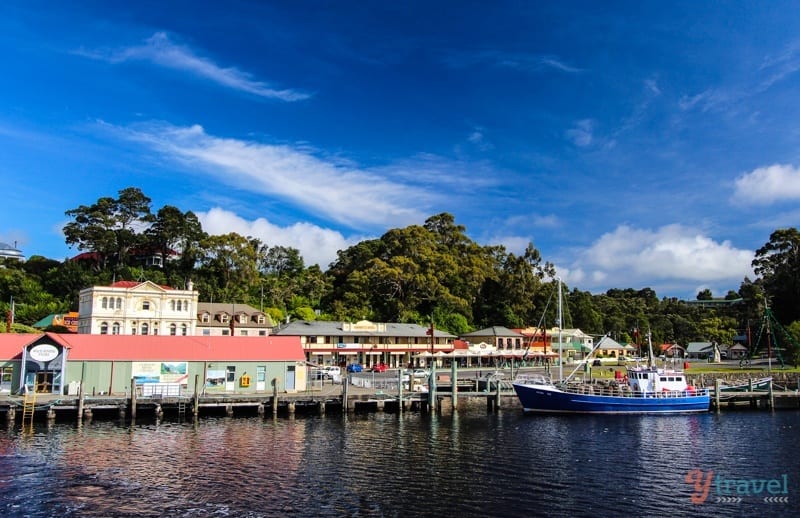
[257,315,266,324]
[100,322,109,334]
[201,313,210,323]
[240,330,248,336]
[170,323,177,336]
[116,297,122,309]
[181,324,188,336]
[142,301,150,311]
[238,314,247,324]
[222,329,230,336]
[112,322,121,335]
[101,297,108,309]
[258,330,267,336]
[141,323,149,335]
[202,329,210,336]
[219,314,229,323]
[170,300,176,311]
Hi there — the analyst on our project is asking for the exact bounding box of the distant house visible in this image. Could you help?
[0,242,24,261]
[33,312,79,333]
[686,342,714,359]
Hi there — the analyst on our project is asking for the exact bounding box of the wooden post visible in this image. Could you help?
[495,375,501,412]
[77,381,84,423]
[193,374,200,418]
[130,378,137,420]
[714,378,721,413]
[397,368,403,412]
[768,378,774,411]
[272,378,279,416]
[342,376,349,413]
[451,361,458,410]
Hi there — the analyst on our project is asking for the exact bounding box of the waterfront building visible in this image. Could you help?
[196,302,274,337]
[273,319,456,369]
[77,280,199,336]
[514,326,594,361]
[0,333,304,396]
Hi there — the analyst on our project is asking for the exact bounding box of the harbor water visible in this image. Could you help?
[1,406,797,517]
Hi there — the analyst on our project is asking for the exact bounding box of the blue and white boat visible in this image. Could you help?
[512,365,710,414]
[513,283,709,414]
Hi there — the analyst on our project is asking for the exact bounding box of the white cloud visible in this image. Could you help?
[559,224,754,294]
[733,164,800,204]
[197,207,366,268]
[77,32,309,101]
[119,122,435,230]
[565,119,595,147]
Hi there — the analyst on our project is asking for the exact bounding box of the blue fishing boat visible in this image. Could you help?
[512,280,710,414]
[512,366,710,414]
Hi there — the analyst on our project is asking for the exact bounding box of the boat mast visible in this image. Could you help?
[647,329,655,369]
[557,277,563,381]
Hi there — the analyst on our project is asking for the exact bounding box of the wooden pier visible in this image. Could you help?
[3,376,799,424]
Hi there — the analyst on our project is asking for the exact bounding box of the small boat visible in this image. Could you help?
[717,377,773,393]
[512,279,710,414]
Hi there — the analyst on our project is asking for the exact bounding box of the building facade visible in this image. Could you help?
[196,303,273,337]
[273,319,455,369]
[0,333,305,395]
[78,280,199,336]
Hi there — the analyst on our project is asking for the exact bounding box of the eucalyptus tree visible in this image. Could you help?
[145,205,207,283]
[196,232,260,303]
[752,228,800,324]
[63,187,154,272]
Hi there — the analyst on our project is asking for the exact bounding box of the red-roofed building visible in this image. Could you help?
[0,333,304,396]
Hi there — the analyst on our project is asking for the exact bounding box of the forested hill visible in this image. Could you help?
[2,188,798,363]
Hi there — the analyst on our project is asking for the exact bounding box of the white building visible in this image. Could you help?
[77,280,199,336]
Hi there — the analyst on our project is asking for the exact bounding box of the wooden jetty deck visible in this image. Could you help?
[3,377,799,424]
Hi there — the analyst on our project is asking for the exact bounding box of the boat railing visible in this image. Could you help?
[554,383,709,398]
[513,373,552,386]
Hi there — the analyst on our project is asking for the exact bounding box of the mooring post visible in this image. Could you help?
[495,376,501,412]
[714,378,721,413]
[397,368,403,412]
[769,379,774,411]
[77,381,85,423]
[130,378,137,420]
[451,361,458,410]
[193,374,200,418]
[272,378,279,416]
[342,376,349,413]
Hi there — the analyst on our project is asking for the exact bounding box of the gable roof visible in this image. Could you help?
[274,320,456,338]
[0,333,303,362]
[460,326,523,338]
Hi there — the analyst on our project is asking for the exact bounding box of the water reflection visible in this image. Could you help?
[0,410,797,517]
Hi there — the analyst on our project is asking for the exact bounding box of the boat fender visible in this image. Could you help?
[686,385,695,394]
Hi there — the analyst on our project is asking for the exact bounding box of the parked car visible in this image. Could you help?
[323,366,341,378]
[371,363,388,373]
[592,359,602,366]
[346,363,363,373]
[311,369,330,380]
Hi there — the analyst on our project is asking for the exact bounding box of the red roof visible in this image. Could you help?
[0,333,304,362]
[109,280,174,290]
[0,333,34,359]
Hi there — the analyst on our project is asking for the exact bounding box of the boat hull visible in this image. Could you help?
[513,383,710,414]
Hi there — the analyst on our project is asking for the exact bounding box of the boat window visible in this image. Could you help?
[660,377,667,382]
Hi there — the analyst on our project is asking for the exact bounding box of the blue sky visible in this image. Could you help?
[2,1,800,299]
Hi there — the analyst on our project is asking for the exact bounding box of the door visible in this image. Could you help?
[36,371,54,394]
[256,366,266,391]
[285,365,296,391]
[225,366,235,392]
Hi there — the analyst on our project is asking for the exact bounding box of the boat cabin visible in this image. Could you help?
[626,367,689,393]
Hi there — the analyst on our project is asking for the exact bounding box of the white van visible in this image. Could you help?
[323,366,341,377]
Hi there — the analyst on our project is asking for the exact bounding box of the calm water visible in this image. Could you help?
[0,406,797,517]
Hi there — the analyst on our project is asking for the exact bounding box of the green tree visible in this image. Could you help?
[752,228,800,323]
[63,187,154,271]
